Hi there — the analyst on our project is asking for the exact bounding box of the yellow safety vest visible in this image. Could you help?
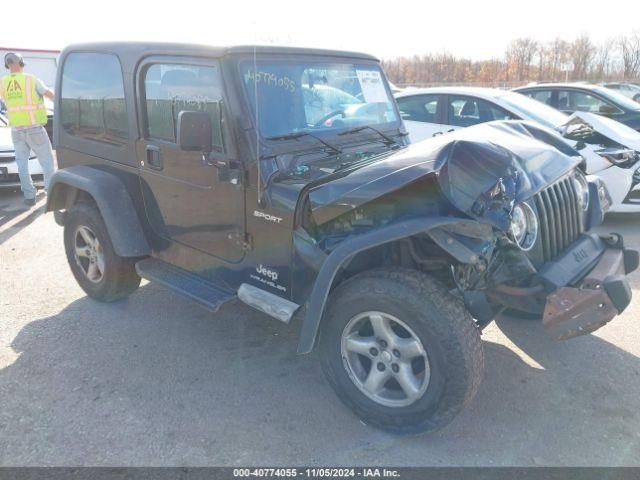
[0,73,48,127]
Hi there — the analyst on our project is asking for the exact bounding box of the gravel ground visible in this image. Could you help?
[1,188,639,466]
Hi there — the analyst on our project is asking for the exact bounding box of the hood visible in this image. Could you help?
[559,112,640,152]
[308,120,582,230]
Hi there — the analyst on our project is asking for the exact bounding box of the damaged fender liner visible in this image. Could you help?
[297,216,487,354]
[543,246,637,340]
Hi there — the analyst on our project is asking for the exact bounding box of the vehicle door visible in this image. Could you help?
[135,57,246,262]
[396,94,447,142]
[444,95,515,131]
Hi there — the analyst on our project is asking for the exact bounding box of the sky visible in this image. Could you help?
[2,0,638,60]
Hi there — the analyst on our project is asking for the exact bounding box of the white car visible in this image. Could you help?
[395,87,640,213]
[602,83,640,103]
[0,111,44,189]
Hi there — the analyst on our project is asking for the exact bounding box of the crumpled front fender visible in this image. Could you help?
[296,216,493,354]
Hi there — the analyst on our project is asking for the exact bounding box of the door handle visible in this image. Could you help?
[432,132,443,137]
[202,154,242,184]
[202,154,227,168]
[146,146,163,171]
[447,128,456,133]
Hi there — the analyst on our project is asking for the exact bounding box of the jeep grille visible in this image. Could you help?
[533,176,584,262]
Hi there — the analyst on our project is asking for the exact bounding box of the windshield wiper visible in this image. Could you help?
[338,125,401,148]
[266,131,342,154]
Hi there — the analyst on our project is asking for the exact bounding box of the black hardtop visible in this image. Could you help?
[59,42,379,70]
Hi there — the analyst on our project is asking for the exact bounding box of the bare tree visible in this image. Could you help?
[506,38,539,81]
[544,38,570,81]
[619,31,640,79]
[382,31,640,87]
[592,38,615,81]
[570,33,595,80]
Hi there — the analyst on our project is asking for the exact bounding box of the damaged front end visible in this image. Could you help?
[558,112,640,171]
[300,120,638,341]
[554,113,640,211]
[434,121,638,339]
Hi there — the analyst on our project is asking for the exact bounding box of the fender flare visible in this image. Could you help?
[296,216,485,354]
[46,166,150,257]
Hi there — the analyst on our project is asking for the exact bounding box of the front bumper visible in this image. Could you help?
[0,157,44,188]
[542,236,638,340]
[607,163,640,212]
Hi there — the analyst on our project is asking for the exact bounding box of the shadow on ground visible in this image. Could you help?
[1,278,639,465]
[0,190,45,245]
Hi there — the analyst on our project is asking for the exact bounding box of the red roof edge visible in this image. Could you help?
[0,47,61,54]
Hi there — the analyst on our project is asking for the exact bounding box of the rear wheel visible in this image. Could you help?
[319,268,484,434]
[64,203,141,302]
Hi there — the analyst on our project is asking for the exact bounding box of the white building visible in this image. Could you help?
[0,47,60,88]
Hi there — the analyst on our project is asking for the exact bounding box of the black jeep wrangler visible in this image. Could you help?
[47,42,638,434]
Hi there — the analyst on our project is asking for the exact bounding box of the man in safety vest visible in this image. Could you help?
[0,52,56,206]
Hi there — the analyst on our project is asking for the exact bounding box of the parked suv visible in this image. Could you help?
[47,43,638,434]
[514,83,640,131]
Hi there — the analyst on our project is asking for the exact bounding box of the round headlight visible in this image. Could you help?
[571,171,590,211]
[510,203,538,251]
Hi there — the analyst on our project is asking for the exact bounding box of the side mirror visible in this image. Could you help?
[177,111,212,152]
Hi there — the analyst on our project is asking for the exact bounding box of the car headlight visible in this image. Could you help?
[596,147,639,167]
[571,171,590,211]
[510,203,538,251]
[597,182,610,210]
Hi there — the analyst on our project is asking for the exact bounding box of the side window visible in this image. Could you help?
[528,90,554,106]
[144,63,225,151]
[447,96,514,128]
[559,90,621,114]
[396,95,439,123]
[60,53,128,145]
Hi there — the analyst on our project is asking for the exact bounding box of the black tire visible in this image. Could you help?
[319,268,483,435]
[64,202,141,302]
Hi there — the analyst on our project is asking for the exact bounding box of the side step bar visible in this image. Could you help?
[135,258,235,312]
[237,283,300,324]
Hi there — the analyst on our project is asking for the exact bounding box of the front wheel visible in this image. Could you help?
[319,268,484,434]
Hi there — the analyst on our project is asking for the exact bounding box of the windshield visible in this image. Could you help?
[593,86,640,111]
[241,59,399,139]
[498,91,568,129]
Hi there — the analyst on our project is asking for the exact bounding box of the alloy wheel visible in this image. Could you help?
[73,225,105,283]
[340,311,430,408]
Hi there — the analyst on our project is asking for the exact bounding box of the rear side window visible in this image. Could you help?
[558,90,621,114]
[60,53,128,145]
[447,96,514,127]
[143,63,225,151]
[525,90,553,106]
[396,95,439,123]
